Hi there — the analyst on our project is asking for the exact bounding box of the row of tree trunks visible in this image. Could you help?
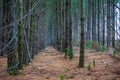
[0,0,118,74]
[1,0,48,74]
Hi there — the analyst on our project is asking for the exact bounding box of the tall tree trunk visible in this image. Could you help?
[112,0,115,48]
[78,0,84,68]
[5,0,19,74]
[30,0,35,59]
[1,0,5,56]
[61,0,66,52]
[98,0,100,44]
[107,0,111,47]
[54,0,57,49]
[92,0,97,42]
[18,0,24,69]
[86,0,91,41]
[64,0,73,59]
[23,0,31,64]
[102,0,105,46]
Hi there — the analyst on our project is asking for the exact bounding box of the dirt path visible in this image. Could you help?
[0,47,120,80]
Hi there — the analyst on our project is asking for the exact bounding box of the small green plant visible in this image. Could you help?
[113,49,118,57]
[86,41,92,49]
[59,74,64,80]
[93,59,96,67]
[9,70,19,75]
[66,48,70,56]
[100,45,107,52]
[105,64,110,69]
[87,63,91,71]
[66,48,73,59]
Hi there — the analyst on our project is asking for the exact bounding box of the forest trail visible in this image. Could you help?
[0,47,120,80]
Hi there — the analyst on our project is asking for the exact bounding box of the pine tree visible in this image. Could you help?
[78,0,84,68]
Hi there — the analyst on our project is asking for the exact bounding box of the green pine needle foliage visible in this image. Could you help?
[87,64,91,71]
[66,48,73,59]
[59,74,64,80]
[86,41,92,49]
[113,49,118,57]
[9,70,19,75]
[100,45,107,52]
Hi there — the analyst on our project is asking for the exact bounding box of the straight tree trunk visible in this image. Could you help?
[112,0,115,48]
[107,0,111,47]
[86,0,92,41]
[98,0,100,44]
[18,0,24,69]
[5,0,19,74]
[61,0,66,52]
[64,0,73,59]
[23,0,31,64]
[102,0,105,46]
[78,0,84,68]
[30,0,35,59]
[92,0,97,42]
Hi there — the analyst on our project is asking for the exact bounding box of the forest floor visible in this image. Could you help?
[0,47,120,80]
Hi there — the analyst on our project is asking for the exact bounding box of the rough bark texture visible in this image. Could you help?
[5,0,19,74]
[64,0,73,59]
[78,0,84,68]
[92,0,97,42]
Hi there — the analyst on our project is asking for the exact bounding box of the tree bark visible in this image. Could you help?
[78,0,84,68]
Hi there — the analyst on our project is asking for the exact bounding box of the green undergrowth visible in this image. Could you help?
[86,40,92,49]
[9,70,20,75]
[59,68,70,80]
[59,74,64,80]
[86,59,96,71]
[87,63,91,71]
[86,40,108,53]
[100,45,107,52]
[112,49,119,57]
[65,48,73,59]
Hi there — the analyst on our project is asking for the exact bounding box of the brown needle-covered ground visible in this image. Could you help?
[0,47,120,80]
